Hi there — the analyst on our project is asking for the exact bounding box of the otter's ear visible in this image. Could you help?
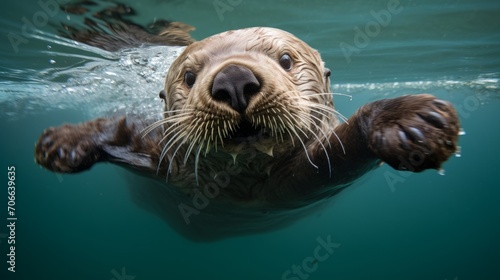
[159,89,166,101]
[324,68,331,79]
[323,67,332,93]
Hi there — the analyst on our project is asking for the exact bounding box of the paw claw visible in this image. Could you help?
[417,111,447,128]
[406,127,426,144]
[432,99,451,111]
[40,136,53,147]
[398,130,411,150]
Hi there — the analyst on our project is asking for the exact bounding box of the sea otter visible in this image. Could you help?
[35,6,460,240]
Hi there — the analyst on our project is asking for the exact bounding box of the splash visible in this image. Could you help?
[454,146,462,158]
[0,30,185,120]
[1,30,499,121]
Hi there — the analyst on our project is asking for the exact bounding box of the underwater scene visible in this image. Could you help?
[1,0,499,279]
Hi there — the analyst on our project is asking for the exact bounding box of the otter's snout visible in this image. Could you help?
[211,64,261,113]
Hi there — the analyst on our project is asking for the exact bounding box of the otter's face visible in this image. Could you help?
[156,27,336,160]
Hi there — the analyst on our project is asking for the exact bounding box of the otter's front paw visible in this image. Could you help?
[35,125,101,173]
[369,94,460,172]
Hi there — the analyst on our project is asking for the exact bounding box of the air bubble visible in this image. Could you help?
[455,146,462,158]
[438,169,445,176]
[458,128,466,136]
[49,59,56,64]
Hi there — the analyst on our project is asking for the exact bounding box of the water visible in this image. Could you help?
[1,0,499,279]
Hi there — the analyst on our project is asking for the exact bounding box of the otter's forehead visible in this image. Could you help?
[190,27,317,57]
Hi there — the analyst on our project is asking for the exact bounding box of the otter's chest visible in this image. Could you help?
[170,150,282,202]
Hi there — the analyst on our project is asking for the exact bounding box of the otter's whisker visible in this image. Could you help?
[183,141,196,164]
[158,128,185,177]
[311,104,348,124]
[302,111,333,148]
[298,99,347,122]
[203,121,212,144]
[216,120,231,150]
[142,119,167,137]
[204,141,212,156]
[159,127,191,165]
[332,111,349,124]
[331,92,353,100]
[147,108,193,121]
[286,93,349,124]
[306,107,336,123]
[271,116,279,134]
[162,108,196,115]
[266,114,273,129]
[158,137,179,170]
[183,126,204,164]
[161,113,197,122]
[194,145,202,186]
[159,115,198,127]
[141,110,194,137]
[297,111,332,177]
[157,124,184,146]
[142,116,182,138]
[164,143,183,182]
[292,92,334,99]
[285,120,318,169]
[302,91,353,101]
[279,114,297,147]
[297,103,346,155]
[282,125,296,146]
[330,130,346,155]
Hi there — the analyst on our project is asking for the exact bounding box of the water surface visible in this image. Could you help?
[1,0,499,279]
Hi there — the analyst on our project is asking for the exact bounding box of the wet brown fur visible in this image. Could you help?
[34,5,460,240]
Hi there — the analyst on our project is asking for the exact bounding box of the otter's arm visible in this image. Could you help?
[310,94,460,186]
[35,117,161,174]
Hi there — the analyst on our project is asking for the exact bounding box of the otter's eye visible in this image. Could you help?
[279,54,293,71]
[184,71,196,88]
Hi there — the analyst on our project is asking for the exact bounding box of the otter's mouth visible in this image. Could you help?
[229,119,268,143]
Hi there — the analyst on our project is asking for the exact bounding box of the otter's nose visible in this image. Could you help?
[211,64,261,113]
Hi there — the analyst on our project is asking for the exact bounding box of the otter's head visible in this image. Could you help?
[154,27,337,162]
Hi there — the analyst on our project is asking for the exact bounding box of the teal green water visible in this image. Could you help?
[1,0,500,279]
